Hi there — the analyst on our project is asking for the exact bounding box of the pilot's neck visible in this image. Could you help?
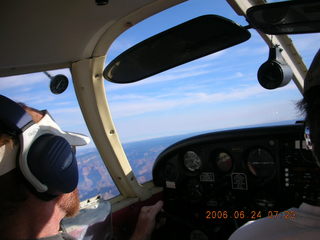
[2,193,65,239]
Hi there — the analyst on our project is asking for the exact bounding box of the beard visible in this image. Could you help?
[58,188,80,217]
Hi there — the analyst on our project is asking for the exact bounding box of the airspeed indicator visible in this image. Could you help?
[184,151,202,172]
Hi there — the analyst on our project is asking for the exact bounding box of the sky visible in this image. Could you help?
[1,0,320,148]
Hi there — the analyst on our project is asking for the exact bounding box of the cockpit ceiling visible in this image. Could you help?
[0,0,185,77]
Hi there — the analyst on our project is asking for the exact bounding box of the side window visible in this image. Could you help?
[0,69,119,201]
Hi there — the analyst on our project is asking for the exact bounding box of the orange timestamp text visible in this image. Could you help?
[266,210,296,219]
[205,210,296,220]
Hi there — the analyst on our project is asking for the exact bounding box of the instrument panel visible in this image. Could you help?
[152,124,320,240]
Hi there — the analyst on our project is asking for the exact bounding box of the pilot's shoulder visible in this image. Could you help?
[228,218,272,240]
[229,206,320,240]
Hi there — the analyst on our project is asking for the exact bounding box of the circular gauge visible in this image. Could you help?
[216,152,233,172]
[184,151,201,172]
[247,148,276,178]
[50,74,69,94]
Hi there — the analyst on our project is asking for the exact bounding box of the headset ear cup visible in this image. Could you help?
[26,134,78,196]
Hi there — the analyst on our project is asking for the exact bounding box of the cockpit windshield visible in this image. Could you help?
[105,0,320,184]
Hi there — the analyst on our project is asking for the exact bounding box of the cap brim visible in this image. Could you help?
[38,113,90,146]
[60,131,91,146]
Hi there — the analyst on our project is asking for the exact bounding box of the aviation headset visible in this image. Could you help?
[0,95,89,197]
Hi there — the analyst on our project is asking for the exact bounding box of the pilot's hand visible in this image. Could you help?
[130,200,164,240]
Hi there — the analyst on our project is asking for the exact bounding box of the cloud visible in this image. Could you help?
[291,34,320,52]
[105,57,252,93]
[115,91,301,142]
[107,70,252,101]
[198,50,227,61]
[106,67,213,91]
[169,63,214,74]
[109,83,297,119]
[4,93,57,108]
[234,46,268,56]
[7,90,76,108]
[50,107,81,114]
[0,73,46,91]
[49,107,87,129]
[290,34,320,65]
[54,101,75,106]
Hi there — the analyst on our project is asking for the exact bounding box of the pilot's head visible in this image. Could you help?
[0,96,90,220]
[299,49,320,166]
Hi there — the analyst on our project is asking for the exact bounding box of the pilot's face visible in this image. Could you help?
[58,188,80,217]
